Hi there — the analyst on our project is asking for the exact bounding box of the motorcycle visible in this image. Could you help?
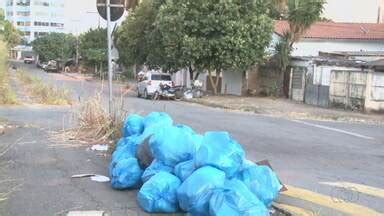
[152,83,176,100]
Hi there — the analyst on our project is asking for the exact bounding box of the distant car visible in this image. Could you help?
[44,60,58,73]
[36,61,47,69]
[24,56,35,64]
[137,71,173,99]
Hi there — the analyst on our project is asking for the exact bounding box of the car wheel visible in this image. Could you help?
[144,89,149,99]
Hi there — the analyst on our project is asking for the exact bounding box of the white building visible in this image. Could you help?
[4,0,65,43]
[273,21,384,57]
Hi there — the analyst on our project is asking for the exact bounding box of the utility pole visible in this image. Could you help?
[96,0,124,115]
[106,0,113,114]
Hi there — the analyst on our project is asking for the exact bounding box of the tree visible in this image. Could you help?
[79,28,108,75]
[32,33,76,62]
[157,0,273,94]
[287,0,325,45]
[115,0,166,70]
[273,0,325,96]
[0,9,22,48]
[125,0,140,10]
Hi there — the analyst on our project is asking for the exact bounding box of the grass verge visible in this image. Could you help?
[0,40,17,105]
[16,70,72,105]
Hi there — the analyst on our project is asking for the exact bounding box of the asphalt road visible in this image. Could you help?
[0,62,383,216]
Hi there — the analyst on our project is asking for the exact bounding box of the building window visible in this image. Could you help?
[16,11,31,16]
[51,13,64,18]
[34,32,48,38]
[34,21,50,26]
[6,0,13,6]
[6,12,13,16]
[34,12,49,16]
[25,21,31,26]
[17,21,25,26]
[24,31,31,36]
[50,23,64,28]
[34,1,49,6]
[16,1,31,6]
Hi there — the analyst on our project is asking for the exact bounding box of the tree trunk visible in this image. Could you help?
[189,65,194,81]
[208,69,221,95]
[194,72,200,81]
[133,63,137,79]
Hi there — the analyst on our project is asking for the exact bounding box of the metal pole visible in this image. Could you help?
[106,0,113,114]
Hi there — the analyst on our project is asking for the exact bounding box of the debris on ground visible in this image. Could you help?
[90,144,109,151]
[90,175,110,183]
[71,174,110,183]
[109,112,283,215]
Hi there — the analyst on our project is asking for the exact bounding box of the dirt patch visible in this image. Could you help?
[190,96,384,125]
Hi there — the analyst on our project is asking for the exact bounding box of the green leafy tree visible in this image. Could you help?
[287,0,325,45]
[157,0,273,94]
[115,0,165,67]
[79,28,108,74]
[0,9,22,48]
[125,0,140,10]
[274,0,325,96]
[32,33,76,62]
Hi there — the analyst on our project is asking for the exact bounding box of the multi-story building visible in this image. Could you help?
[4,0,65,43]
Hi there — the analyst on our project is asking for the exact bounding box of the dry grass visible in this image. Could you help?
[0,40,17,105]
[67,93,128,145]
[16,70,72,105]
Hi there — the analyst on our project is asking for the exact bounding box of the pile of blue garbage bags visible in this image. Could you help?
[109,112,282,215]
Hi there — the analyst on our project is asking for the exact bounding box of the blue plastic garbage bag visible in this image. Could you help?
[149,125,197,166]
[177,166,226,216]
[195,132,245,178]
[138,172,181,213]
[110,158,143,189]
[174,159,196,181]
[142,159,173,183]
[111,136,140,165]
[235,165,282,207]
[143,112,173,129]
[138,112,174,143]
[175,124,195,134]
[209,179,269,216]
[122,114,144,137]
[191,134,203,154]
[109,136,141,176]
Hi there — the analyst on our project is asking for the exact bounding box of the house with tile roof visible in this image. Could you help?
[273,21,384,56]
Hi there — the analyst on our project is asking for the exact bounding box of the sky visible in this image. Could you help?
[324,0,382,23]
[0,0,383,34]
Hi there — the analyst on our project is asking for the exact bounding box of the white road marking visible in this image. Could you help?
[291,120,375,140]
[67,211,105,216]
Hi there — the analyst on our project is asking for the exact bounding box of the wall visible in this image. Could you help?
[365,71,384,112]
[292,39,384,56]
[221,70,243,96]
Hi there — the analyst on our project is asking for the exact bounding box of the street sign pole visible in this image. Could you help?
[96,0,124,115]
[106,0,113,115]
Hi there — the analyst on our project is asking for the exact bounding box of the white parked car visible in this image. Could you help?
[137,72,173,99]
[23,56,35,64]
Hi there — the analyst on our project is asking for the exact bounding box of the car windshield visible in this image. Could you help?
[151,74,171,81]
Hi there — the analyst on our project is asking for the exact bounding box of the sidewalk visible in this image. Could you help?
[190,96,384,124]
